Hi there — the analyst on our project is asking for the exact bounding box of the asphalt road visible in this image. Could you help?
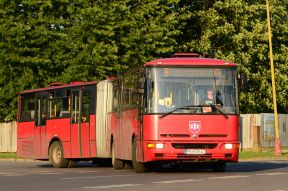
[0,160,288,191]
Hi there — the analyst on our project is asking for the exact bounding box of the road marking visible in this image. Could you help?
[3,174,27,176]
[41,172,64,175]
[112,169,129,172]
[62,169,74,172]
[83,184,143,189]
[0,173,17,175]
[255,172,288,176]
[153,179,202,184]
[62,174,132,180]
[26,170,53,174]
[74,170,101,174]
[208,175,251,180]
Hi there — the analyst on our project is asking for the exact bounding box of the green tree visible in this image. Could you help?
[0,0,77,121]
[58,0,191,81]
[0,0,287,121]
[0,0,191,121]
[177,0,288,113]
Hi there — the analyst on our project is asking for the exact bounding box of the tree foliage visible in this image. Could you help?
[177,0,287,113]
[0,0,287,121]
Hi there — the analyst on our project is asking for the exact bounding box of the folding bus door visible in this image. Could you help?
[35,93,48,159]
[71,88,91,158]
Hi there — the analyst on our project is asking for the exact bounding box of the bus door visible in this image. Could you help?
[110,79,122,159]
[35,93,48,158]
[71,88,91,158]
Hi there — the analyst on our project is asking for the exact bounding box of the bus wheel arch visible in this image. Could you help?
[132,137,147,173]
[111,136,124,170]
[48,139,69,168]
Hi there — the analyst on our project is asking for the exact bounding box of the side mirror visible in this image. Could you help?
[238,73,248,91]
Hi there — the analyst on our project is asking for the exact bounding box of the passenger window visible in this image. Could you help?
[19,94,35,122]
[72,91,80,123]
[82,91,90,122]
[48,89,71,119]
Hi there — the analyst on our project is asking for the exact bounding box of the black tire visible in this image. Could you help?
[111,142,124,170]
[49,141,70,168]
[124,161,133,169]
[132,139,147,173]
[212,161,226,172]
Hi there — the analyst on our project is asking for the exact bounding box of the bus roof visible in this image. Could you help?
[144,57,237,67]
[19,81,98,94]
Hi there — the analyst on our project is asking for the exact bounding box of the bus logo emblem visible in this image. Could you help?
[189,121,201,134]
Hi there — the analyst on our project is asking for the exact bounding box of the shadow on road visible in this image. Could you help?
[36,160,288,173]
[228,160,288,172]
[37,161,96,168]
[151,160,288,173]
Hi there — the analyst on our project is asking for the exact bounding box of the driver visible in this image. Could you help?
[201,88,214,105]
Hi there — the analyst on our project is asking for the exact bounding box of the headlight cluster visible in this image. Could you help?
[146,143,164,149]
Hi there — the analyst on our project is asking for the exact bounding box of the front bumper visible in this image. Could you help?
[141,141,240,163]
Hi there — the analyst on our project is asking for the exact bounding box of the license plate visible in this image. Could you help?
[184,149,206,155]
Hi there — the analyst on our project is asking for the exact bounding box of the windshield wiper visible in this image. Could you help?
[160,105,201,119]
[211,105,229,119]
[159,104,229,119]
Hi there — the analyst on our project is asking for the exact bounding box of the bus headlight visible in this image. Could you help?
[225,143,233,150]
[155,143,164,149]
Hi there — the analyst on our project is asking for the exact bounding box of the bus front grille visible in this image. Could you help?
[177,154,212,160]
[172,143,217,149]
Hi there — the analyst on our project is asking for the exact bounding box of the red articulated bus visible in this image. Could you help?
[108,53,240,172]
[17,53,239,172]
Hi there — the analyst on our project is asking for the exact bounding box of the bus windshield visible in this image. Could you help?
[145,67,238,115]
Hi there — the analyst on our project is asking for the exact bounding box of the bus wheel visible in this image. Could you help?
[132,140,147,173]
[49,141,69,168]
[111,142,124,170]
[212,161,226,172]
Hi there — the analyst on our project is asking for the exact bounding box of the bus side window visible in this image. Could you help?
[72,92,80,123]
[60,96,70,117]
[81,91,90,122]
[20,95,35,122]
[112,80,120,113]
[48,90,71,119]
[35,95,48,126]
[21,111,31,121]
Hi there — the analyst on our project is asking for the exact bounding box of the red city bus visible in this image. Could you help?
[107,53,240,172]
[17,81,112,167]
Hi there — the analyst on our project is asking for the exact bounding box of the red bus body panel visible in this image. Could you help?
[47,118,72,159]
[140,114,239,162]
[145,58,237,67]
[109,109,139,161]
[109,111,239,163]
[17,114,97,160]
[17,121,36,158]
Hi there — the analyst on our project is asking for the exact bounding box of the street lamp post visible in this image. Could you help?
[265,0,282,156]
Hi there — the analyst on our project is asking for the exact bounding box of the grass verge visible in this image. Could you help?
[0,152,19,159]
[239,148,288,160]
